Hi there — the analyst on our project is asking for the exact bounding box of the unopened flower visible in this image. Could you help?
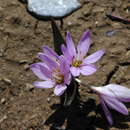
[61,30,105,77]
[91,84,130,125]
[30,47,71,96]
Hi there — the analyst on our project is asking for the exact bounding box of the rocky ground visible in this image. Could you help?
[0,0,130,129]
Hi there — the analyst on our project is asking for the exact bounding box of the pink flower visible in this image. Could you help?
[61,30,105,77]
[91,84,130,125]
[30,46,71,96]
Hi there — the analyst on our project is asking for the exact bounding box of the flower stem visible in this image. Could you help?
[60,78,80,107]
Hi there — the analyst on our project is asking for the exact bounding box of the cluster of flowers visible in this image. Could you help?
[30,30,130,125]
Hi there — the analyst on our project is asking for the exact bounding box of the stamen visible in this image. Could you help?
[72,60,82,67]
[52,69,64,84]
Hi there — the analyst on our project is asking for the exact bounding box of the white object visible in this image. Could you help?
[27,0,81,18]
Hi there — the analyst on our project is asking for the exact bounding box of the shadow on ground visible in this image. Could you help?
[44,99,130,130]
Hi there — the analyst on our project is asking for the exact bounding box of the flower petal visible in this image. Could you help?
[66,32,76,57]
[70,67,80,77]
[80,64,97,76]
[102,95,128,115]
[91,86,115,97]
[34,81,54,88]
[42,45,59,60]
[30,63,51,80]
[77,30,91,57]
[106,84,130,102]
[59,56,70,74]
[61,44,67,56]
[54,85,67,96]
[61,44,72,64]
[83,50,105,64]
[35,62,49,69]
[38,53,58,70]
[100,98,113,125]
[64,72,71,85]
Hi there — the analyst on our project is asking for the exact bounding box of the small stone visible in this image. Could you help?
[1,98,6,104]
[67,21,73,26]
[19,59,28,64]
[2,78,12,85]
[88,111,95,117]
[51,94,55,97]
[126,6,130,12]
[47,97,51,103]
[126,51,130,56]
[95,21,98,25]
[24,64,30,70]
[27,0,81,19]
[126,9,129,14]
[26,83,34,91]
[79,88,81,92]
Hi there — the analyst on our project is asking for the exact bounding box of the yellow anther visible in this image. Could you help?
[72,60,82,67]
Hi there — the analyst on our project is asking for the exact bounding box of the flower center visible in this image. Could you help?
[52,69,64,84]
[54,74,64,84]
[72,60,82,67]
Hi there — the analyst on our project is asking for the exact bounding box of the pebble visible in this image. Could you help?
[126,50,130,56]
[2,78,12,85]
[51,94,55,97]
[26,83,34,91]
[19,59,28,64]
[95,21,98,25]
[1,98,6,104]
[27,0,81,18]
[24,64,30,70]
[47,97,51,103]
[67,21,73,26]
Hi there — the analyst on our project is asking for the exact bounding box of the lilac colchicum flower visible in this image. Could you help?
[30,46,71,96]
[42,45,59,61]
[91,84,130,125]
[61,30,105,77]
